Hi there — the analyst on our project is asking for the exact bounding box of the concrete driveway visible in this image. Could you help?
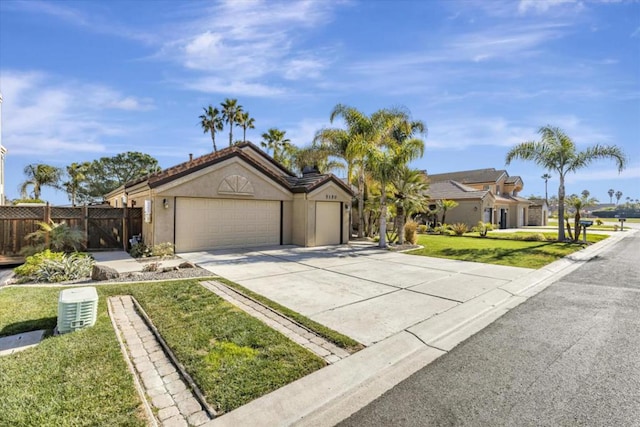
[181,242,534,346]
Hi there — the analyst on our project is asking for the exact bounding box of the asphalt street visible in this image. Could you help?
[339,230,640,427]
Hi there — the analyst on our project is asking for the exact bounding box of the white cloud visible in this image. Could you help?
[0,70,152,157]
[156,0,344,96]
[425,116,536,150]
[4,0,155,43]
[518,0,579,14]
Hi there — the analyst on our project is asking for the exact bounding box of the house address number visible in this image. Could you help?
[325,194,338,200]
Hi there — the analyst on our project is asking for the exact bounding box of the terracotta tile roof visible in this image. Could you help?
[426,180,491,200]
[122,142,353,195]
[428,168,508,184]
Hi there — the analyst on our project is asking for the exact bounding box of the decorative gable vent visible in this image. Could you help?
[57,287,98,334]
[218,174,254,196]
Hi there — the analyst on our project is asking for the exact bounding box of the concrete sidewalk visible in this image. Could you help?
[191,230,635,426]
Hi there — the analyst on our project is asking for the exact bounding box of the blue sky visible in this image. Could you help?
[1,0,638,205]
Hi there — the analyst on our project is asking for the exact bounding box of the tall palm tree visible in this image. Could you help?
[20,163,62,200]
[608,188,615,204]
[506,125,627,241]
[367,110,425,248]
[581,189,590,199]
[260,128,291,162]
[199,105,223,152]
[326,105,391,238]
[292,144,344,175]
[615,190,623,204]
[237,111,255,143]
[221,98,243,147]
[391,167,429,244]
[541,173,551,204]
[63,162,90,206]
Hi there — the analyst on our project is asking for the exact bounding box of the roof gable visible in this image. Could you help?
[427,180,491,200]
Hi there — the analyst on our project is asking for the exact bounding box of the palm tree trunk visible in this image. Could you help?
[210,130,218,152]
[396,205,405,245]
[379,185,387,248]
[358,167,365,238]
[347,163,353,239]
[229,118,233,147]
[557,174,566,241]
[243,126,247,143]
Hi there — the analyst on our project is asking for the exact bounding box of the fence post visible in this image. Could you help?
[44,202,51,249]
[123,204,129,251]
[83,205,89,250]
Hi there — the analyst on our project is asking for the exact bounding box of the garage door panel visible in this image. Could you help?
[316,202,341,246]
[176,198,280,252]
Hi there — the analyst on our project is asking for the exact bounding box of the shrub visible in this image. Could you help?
[472,221,493,237]
[595,219,604,226]
[417,224,428,234]
[21,221,85,256]
[450,223,469,236]
[34,253,94,283]
[14,250,65,277]
[404,220,418,245]
[152,242,174,258]
[519,233,547,242]
[434,224,453,236]
[130,243,151,258]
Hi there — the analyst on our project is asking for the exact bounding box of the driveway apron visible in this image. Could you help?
[181,244,534,346]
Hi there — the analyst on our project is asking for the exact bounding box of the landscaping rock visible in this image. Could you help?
[178,261,196,269]
[162,266,179,273]
[91,264,120,281]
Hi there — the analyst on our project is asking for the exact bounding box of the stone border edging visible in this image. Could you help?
[107,298,159,427]
[129,296,219,420]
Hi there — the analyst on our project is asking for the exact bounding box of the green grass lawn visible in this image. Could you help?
[408,233,608,269]
[0,280,329,424]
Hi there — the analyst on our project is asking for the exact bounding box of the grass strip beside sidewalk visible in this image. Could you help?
[0,279,328,423]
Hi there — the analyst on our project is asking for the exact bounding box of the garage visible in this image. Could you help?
[315,202,342,246]
[175,197,280,252]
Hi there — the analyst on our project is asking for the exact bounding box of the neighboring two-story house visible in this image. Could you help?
[425,168,532,229]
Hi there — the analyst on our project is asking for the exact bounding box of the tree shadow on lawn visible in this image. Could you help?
[1,317,56,338]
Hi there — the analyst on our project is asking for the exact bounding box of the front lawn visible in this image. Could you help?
[0,280,328,424]
[408,233,608,269]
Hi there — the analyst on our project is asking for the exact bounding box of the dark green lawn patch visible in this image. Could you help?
[217,278,363,353]
[0,279,329,421]
[0,287,146,427]
[408,234,608,269]
[100,281,326,413]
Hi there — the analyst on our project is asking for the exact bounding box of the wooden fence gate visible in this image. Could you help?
[0,205,142,263]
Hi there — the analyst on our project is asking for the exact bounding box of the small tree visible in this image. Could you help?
[566,195,598,241]
[22,221,84,256]
[437,199,459,225]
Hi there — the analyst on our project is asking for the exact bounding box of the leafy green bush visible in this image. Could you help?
[34,253,94,283]
[434,224,453,236]
[404,220,418,244]
[450,223,469,236]
[152,242,174,258]
[518,233,547,242]
[14,250,65,277]
[417,224,428,234]
[129,243,151,258]
[472,221,494,237]
[595,219,604,226]
[21,221,84,256]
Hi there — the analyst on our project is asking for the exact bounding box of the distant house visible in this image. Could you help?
[527,199,549,226]
[105,142,352,252]
[425,168,532,229]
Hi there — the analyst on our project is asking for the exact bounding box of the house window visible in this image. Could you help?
[483,185,490,190]
[496,185,500,195]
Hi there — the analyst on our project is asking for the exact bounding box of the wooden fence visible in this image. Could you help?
[0,205,142,262]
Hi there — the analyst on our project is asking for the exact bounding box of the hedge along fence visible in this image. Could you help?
[0,205,142,259]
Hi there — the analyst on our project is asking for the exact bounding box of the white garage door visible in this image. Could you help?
[175,198,280,252]
[315,202,341,246]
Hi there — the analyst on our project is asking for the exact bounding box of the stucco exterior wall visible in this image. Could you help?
[441,200,483,227]
[292,194,307,246]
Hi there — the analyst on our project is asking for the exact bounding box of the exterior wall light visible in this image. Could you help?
[163,198,169,209]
